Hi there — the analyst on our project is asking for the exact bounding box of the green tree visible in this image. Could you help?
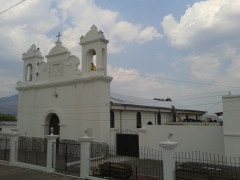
[0,113,17,121]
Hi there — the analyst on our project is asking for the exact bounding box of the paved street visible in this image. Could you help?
[0,163,80,180]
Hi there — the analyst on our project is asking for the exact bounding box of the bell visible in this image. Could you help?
[93,50,96,55]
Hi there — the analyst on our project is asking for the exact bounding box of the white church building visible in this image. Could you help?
[17,25,240,158]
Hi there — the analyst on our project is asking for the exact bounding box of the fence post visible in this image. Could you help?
[9,128,20,166]
[79,129,93,179]
[159,133,178,180]
[45,127,59,173]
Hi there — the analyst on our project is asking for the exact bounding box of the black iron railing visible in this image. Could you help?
[0,138,10,161]
[90,145,163,180]
[175,151,240,180]
[52,142,80,177]
[17,137,47,167]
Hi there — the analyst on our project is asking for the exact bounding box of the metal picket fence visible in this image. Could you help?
[89,146,163,180]
[175,151,240,180]
[52,142,81,177]
[17,137,47,167]
[0,138,10,161]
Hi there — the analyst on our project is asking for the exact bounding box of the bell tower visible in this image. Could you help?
[22,44,44,82]
[80,25,109,75]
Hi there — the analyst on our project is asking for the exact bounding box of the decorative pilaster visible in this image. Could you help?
[159,133,178,180]
[79,129,93,179]
[45,127,59,172]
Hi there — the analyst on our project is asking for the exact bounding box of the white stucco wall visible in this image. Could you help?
[0,126,15,133]
[222,95,240,158]
[111,109,204,132]
[17,79,111,142]
[138,125,225,156]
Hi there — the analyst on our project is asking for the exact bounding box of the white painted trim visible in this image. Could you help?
[0,160,9,165]
[222,94,240,98]
[16,76,113,90]
[224,132,240,137]
[138,128,146,132]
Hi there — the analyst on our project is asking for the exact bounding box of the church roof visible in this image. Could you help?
[110,93,206,113]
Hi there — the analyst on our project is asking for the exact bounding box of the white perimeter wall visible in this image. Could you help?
[138,125,225,156]
[222,95,240,158]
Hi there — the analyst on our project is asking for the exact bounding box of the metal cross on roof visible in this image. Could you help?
[56,31,62,41]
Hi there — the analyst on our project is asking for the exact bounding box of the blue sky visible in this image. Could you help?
[1,0,240,113]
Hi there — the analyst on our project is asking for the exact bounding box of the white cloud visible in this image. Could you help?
[0,0,162,66]
[137,26,162,44]
[0,0,60,33]
[161,0,240,87]
[112,21,141,42]
[108,65,182,99]
[161,0,240,50]
[184,54,220,81]
[0,25,54,61]
[0,74,18,98]
[57,0,161,53]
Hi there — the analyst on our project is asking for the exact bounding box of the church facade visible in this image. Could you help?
[16,25,112,142]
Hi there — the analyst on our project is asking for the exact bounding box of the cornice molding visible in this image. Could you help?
[16,75,113,90]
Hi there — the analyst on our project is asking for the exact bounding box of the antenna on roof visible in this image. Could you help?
[37,39,40,50]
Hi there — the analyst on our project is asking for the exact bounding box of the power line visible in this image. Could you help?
[206,101,222,111]
[171,89,240,99]
[109,70,240,89]
[0,0,25,15]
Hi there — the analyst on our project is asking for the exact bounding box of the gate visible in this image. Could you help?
[53,142,80,177]
[117,130,139,157]
[0,138,10,161]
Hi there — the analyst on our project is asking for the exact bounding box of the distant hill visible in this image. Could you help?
[0,94,18,117]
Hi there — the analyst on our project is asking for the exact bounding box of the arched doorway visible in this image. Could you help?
[49,114,60,135]
[49,114,60,151]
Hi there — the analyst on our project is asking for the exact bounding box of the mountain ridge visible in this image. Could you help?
[0,94,18,117]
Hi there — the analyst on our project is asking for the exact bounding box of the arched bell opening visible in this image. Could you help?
[26,64,33,81]
[86,49,97,72]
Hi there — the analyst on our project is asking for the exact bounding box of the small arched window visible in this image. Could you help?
[157,113,161,125]
[110,110,114,128]
[147,121,153,125]
[136,112,141,128]
[173,114,176,122]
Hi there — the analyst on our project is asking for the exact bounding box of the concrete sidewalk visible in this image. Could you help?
[0,163,80,180]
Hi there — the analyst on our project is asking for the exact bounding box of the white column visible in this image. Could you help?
[45,128,59,173]
[138,127,146,159]
[159,134,178,180]
[9,128,20,166]
[79,129,93,179]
